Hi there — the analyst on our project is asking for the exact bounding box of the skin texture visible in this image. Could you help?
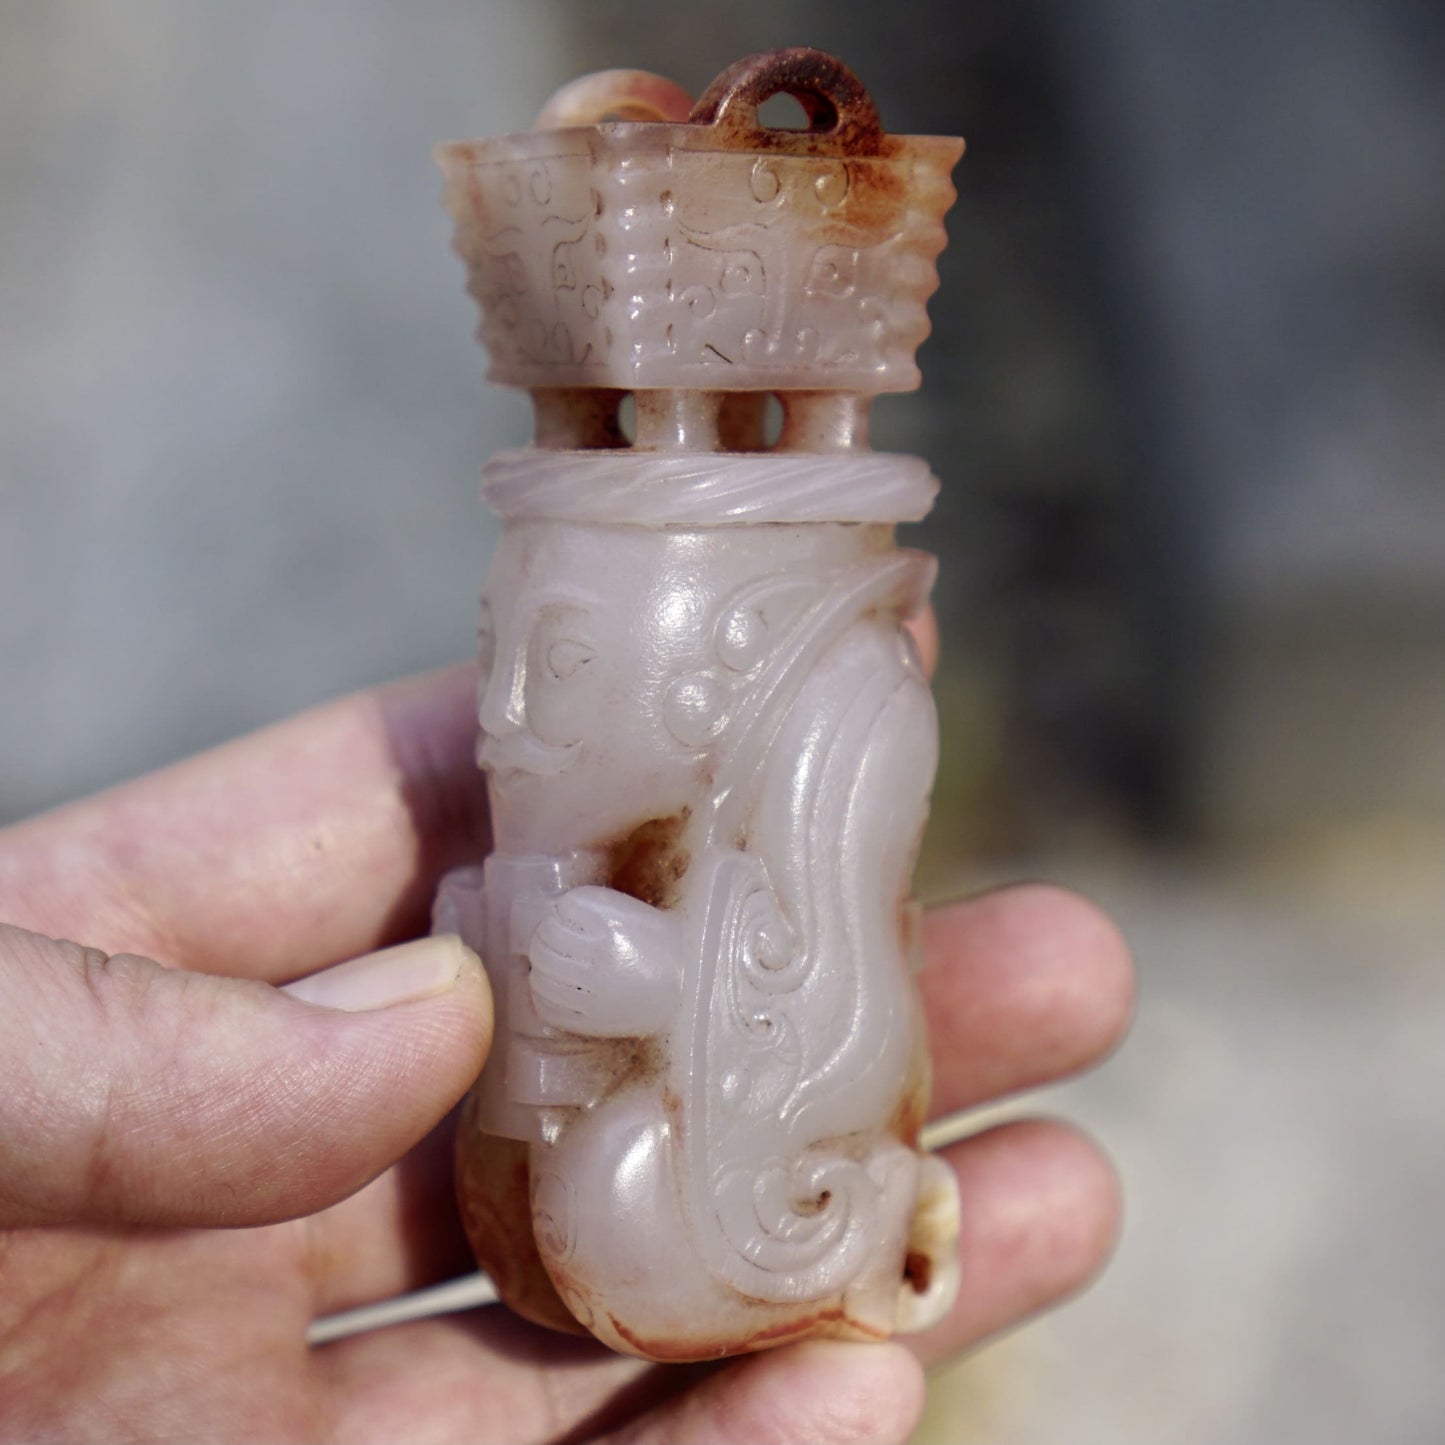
[0,652,1134,1445]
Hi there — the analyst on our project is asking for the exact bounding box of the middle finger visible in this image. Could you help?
[920,882,1135,1121]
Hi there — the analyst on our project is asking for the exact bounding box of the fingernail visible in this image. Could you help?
[282,936,475,1013]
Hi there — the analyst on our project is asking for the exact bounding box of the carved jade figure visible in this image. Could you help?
[433,48,964,1361]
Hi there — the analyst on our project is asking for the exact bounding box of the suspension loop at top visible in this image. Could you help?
[689,47,884,154]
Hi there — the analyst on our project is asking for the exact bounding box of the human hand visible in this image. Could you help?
[0,664,1132,1444]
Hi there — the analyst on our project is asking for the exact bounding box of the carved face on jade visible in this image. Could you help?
[432,47,965,1363]
[476,518,898,856]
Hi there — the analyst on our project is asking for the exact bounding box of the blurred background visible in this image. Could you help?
[3,2,1443,1440]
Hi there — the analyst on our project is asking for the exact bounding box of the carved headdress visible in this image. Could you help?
[436,49,962,399]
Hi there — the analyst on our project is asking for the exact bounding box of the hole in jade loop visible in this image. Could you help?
[762,394,785,448]
[757,92,814,131]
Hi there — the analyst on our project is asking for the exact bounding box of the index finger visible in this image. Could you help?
[0,665,488,981]
[0,607,936,984]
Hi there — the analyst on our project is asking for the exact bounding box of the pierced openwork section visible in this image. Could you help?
[531,387,875,454]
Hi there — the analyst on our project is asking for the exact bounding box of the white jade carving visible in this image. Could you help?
[433,49,964,1361]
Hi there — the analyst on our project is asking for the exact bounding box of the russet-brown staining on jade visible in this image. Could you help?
[903,1249,933,1295]
[888,1074,930,1153]
[606,810,692,909]
[688,46,909,239]
[607,1303,889,1363]
[689,47,883,155]
[531,387,630,450]
[607,1036,664,1092]
[453,1105,584,1335]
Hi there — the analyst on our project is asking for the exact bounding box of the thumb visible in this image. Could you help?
[0,924,491,1229]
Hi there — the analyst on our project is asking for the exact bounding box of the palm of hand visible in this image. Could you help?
[0,667,1131,1444]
